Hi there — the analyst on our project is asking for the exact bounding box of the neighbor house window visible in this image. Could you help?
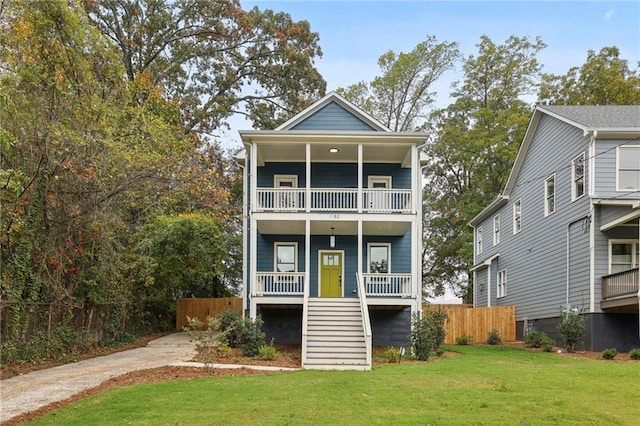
[476,226,483,255]
[513,199,522,234]
[609,241,639,274]
[572,153,585,200]
[274,243,297,272]
[493,214,500,246]
[368,243,390,273]
[497,269,507,298]
[544,174,555,216]
[617,146,640,191]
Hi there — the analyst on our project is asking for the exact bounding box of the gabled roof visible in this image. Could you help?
[470,105,640,226]
[275,91,391,132]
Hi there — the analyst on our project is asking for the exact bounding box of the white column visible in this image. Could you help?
[358,144,363,213]
[305,219,311,299]
[250,143,258,319]
[306,143,311,213]
[411,145,417,213]
[358,219,363,287]
[241,150,248,315]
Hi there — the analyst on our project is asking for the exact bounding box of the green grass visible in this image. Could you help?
[30,345,639,425]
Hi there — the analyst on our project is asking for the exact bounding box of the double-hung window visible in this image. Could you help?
[275,243,297,272]
[476,226,483,255]
[497,269,507,298]
[609,241,639,274]
[368,243,390,273]
[493,215,500,246]
[544,174,555,216]
[617,146,640,191]
[572,153,585,200]
[513,199,522,234]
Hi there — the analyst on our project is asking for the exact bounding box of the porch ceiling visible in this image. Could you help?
[256,142,412,164]
[256,220,411,236]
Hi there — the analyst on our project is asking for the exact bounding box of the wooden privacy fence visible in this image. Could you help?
[425,305,516,344]
[176,297,242,330]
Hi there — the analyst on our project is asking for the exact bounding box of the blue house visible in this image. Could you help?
[470,105,640,352]
[239,92,427,369]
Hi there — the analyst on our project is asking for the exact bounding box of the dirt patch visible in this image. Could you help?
[193,343,302,369]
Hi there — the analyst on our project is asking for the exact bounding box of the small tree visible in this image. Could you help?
[557,306,585,353]
[409,309,448,360]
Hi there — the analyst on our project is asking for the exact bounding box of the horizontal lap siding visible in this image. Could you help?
[257,163,306,187]
[474,268,489,307]
[594,139,640,199]
[484,115,591,321]
[290,102,376,131]
[363,164,411,188]
[363,233,411,273]
[312,163,357,187]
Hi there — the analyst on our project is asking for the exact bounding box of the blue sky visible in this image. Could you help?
[241,0,639,108]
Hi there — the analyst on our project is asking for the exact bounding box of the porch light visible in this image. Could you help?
[330,227,335,248]
[328,147,339,153]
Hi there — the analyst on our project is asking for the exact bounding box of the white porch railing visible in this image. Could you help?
[255,188,411,213]
[355,272,372,369]
[255,272,305,295]
[363,189,412,213]
[362,273,412,297]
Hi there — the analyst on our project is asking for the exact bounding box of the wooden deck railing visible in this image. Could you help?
[255,188,411,213]
[362,273,412,297]
[601,269,639,299]
[255,272,305,296]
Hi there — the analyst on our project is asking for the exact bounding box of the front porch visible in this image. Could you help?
[601,269,640,310]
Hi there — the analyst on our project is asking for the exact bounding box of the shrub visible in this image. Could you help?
[409,309,448,361]
[216,342,232,357]
[487,329,502,345]
[217,311,243,348]
[239,316,266,357]
[630,348,640,360]
[523,330,554,349]
[601,348,618,360]
[384,346,400,363]
[557,306,585,353]
[259,340,278,360]
[456,334,473,345]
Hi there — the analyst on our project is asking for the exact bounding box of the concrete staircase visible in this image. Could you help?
[303,298,370,370]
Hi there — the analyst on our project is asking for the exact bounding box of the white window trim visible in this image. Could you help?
[274,242,298,272]
[493,214,500,246]
[513,199,522,235]
[367,175,392,188]
[274,174,298,188]
[616,146,640,192]
[571,152,585,201]
[367,242,391,273]
[477,226,483,255]
[608,239,638,274]
[544,174,555,217]
[497,269,507,298]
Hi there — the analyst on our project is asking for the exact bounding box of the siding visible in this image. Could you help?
[257,162,410,189]
[255,232,412,297]
[476,114,592,321]
[594,139,640,200]
[291,102,377,131]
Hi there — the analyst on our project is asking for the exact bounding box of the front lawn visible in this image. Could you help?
[29,345,638,425]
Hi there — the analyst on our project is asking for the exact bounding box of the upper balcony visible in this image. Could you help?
[601,269,639,311]
[255,187,412,214]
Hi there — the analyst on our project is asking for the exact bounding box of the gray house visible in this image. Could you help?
[239,92,427,369]
[470,105,640,352]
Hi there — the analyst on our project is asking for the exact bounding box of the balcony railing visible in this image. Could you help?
[255,272,305,296]
[255,188,411,213]
[362,273,412,297]
[601,269,639,300]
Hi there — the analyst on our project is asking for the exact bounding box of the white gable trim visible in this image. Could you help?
[275,91,391,132]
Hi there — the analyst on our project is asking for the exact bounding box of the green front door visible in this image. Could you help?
[320,252,342,297]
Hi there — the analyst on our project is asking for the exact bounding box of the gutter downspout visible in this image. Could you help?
[566,215,591,306]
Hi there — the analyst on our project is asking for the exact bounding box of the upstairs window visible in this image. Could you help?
[544,174,555,216]
[609,241,639,274]
[476,226,483,255]
[275,243,297,272]
[493,214,500,246]
[617,146,640,191]
[513,199,522,234]
[572,153,585,200]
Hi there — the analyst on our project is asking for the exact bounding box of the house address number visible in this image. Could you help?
[328,214,340,219]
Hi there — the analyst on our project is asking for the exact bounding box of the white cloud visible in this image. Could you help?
[604,8,615,20]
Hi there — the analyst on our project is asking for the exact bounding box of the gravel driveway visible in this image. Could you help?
[0,333,197,423]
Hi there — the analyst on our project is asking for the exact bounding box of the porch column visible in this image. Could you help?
[305,219,311,299]
[411,145,417,213]
[250,143,258,319]
[357,144,363,213]
[358,219,363,286]
[306,143,311,213]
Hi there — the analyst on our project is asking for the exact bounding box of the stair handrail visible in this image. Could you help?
[355,272,372,368]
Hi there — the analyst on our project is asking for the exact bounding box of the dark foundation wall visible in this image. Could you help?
[258,306,303,345]
[516,312,640,352]
[369,308,411,347]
